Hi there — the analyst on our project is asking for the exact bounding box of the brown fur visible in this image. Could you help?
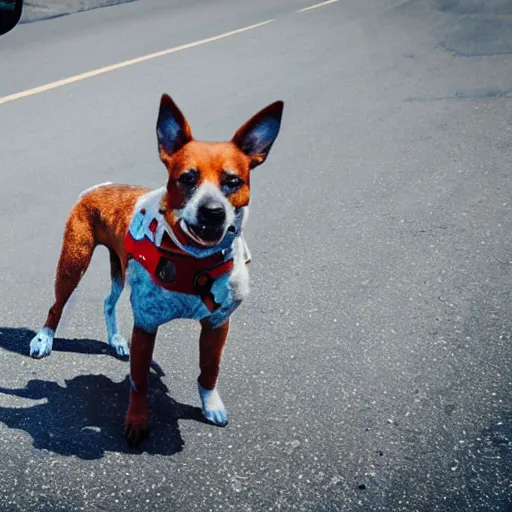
[198,318,230,390]
[125,326,156,446]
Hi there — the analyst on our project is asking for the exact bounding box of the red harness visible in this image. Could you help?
[125,226,235,313]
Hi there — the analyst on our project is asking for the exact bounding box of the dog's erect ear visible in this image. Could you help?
[156,94,193,156]
[231,101,284,168]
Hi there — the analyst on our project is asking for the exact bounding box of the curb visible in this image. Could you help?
[20,0,138,23]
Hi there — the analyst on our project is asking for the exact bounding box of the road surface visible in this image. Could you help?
[0,0,511,510]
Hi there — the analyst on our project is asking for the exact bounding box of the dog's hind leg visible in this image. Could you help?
[30,204,96,358]
[104,249,129,357]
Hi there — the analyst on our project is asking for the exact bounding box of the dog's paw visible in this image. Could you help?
[124,413,149,447]
[198,381,229,427]
[109,334,129,358]
[29,327,54,359]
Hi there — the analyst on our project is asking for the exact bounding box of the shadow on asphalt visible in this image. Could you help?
[0,327,207,459]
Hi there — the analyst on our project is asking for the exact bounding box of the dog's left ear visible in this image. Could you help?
[232,101,284,168]
[157,94,193,157]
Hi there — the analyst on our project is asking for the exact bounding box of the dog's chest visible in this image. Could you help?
[127,258,246,331]
[125,189,250,332]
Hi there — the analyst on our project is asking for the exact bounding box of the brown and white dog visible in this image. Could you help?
[29,94,284,446]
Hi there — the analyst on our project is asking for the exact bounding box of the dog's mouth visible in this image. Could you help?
[179,220,225,247]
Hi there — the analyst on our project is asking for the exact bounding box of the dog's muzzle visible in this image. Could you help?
[188,199,226,243]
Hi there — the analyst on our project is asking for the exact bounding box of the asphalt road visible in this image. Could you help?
[1,0,512,510]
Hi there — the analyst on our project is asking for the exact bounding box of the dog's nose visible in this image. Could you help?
[197,200,226,225]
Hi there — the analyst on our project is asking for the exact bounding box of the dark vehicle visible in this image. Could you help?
[0,0,22,36]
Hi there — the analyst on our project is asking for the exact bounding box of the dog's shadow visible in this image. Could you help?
[0,327,206,459]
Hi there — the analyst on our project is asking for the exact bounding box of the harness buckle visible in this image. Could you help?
[194,272,214,294]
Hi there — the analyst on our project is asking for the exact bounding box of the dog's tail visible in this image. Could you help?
[78,182,113,199]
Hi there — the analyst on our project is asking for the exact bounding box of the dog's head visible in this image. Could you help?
[156,94,283,248]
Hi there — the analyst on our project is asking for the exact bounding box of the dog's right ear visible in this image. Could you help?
[156,94,193,158]
[231,101,284,169]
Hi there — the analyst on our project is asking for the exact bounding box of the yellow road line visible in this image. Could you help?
[0,19,275,105]
[297,0,339,13]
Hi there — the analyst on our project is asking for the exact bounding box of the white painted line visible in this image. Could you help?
[0,19,275,106]
[297,0,339,13]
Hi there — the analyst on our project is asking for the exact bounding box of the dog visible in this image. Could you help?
[29,94,284,446]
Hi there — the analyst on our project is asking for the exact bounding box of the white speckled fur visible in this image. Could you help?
[29,327,55,359]
[230,236,251,301]
[198,381,228,425]
[104,277,129,357]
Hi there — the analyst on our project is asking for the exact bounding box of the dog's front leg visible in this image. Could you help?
[125,326,157,446]
[198,319,230,426]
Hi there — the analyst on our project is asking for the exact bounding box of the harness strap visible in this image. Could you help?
[125,231,234,312]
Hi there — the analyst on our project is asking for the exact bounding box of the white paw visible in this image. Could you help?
[198,381,228,426]
[109,333,129,357]
[29,327,54,359]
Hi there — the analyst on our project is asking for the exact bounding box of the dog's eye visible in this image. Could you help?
[222,175,244,190]
[178,170,199,188]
